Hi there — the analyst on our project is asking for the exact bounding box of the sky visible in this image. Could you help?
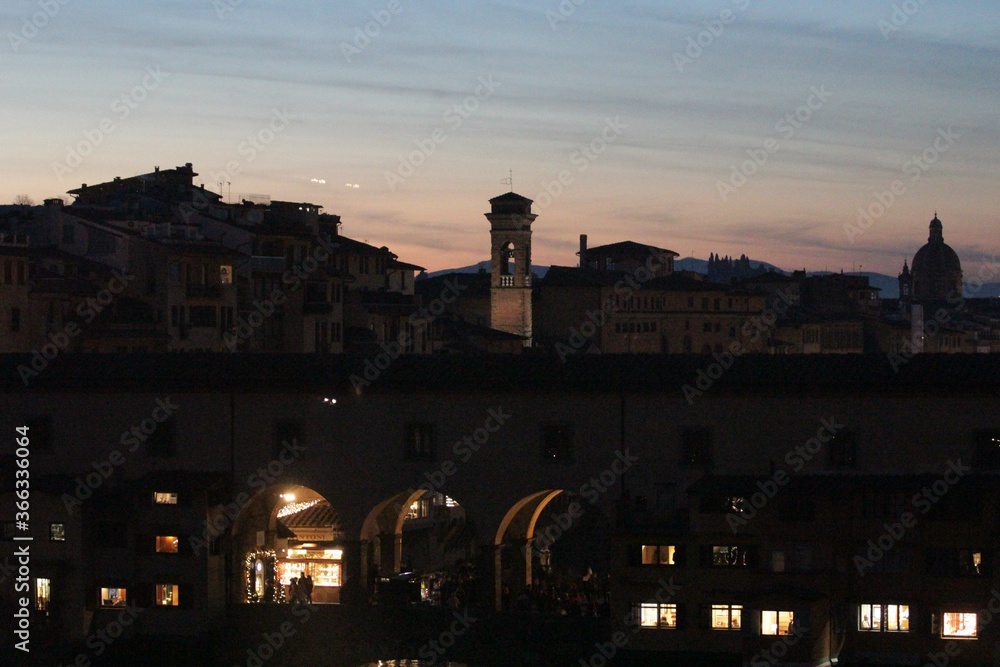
[2,0,999,277]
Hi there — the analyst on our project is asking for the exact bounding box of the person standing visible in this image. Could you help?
[302,573,314,604]
[289,576,299,604]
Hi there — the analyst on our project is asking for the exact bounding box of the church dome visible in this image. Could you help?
[911,214,962,301]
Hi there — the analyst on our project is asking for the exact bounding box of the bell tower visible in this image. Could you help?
[486,191,535,343]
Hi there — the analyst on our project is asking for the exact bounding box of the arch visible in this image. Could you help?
[231,484,344,604]
[493,490,614,612]
[494,489,562,546]
[500,240,516,275]
[361,489,476,604]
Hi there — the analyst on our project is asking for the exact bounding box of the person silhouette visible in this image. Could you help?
[302,573,314,604]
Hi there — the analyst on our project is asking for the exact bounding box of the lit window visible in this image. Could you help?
[36,578,51,611]
[638,603,676,629]
[154,492,178,505]
[712,545,750,566]
[641,545,676,565]
[156,536,179,553]
[712,604,742,630]
[761,610,795,635]
[942,612,977,638]
[156,584,180,607]
[859,604,909,632]
[50,523,65,541]
[100,587,127,607]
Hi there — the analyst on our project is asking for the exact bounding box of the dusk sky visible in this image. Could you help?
[3,0,998,276]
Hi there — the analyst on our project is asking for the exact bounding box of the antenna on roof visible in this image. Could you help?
[501,169,513,192]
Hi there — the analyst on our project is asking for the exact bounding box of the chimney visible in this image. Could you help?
[579,234,588,268]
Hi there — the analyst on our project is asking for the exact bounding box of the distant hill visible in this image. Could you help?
[675,256,784,275]
[423,259,1000,299]
[423,261,549,279]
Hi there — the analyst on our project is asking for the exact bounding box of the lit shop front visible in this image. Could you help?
[275,495,343,604]
[276,545,342,603]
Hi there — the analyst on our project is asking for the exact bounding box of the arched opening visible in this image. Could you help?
[362,490,477,607]
[494,490,612,614]
[231,485,344,604]
[500,241,515,276]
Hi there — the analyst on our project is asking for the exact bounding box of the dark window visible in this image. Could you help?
[680,428,712,469]
[90,522,128,549]
[188,306,216,328]
[974,431,1000,468]
[404,423,435,461]
[541,423,574,463]
[925,548,985,577]
[861,492,906,521]
[778,498,816,521]
[62,224,75,245]
[703,322,712,333]
[275,420,304,458]
[770,545,814,573]
[11,307,20,332]
[827,431,858,470]
[863,545,912,573]
[147,416,176,458]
